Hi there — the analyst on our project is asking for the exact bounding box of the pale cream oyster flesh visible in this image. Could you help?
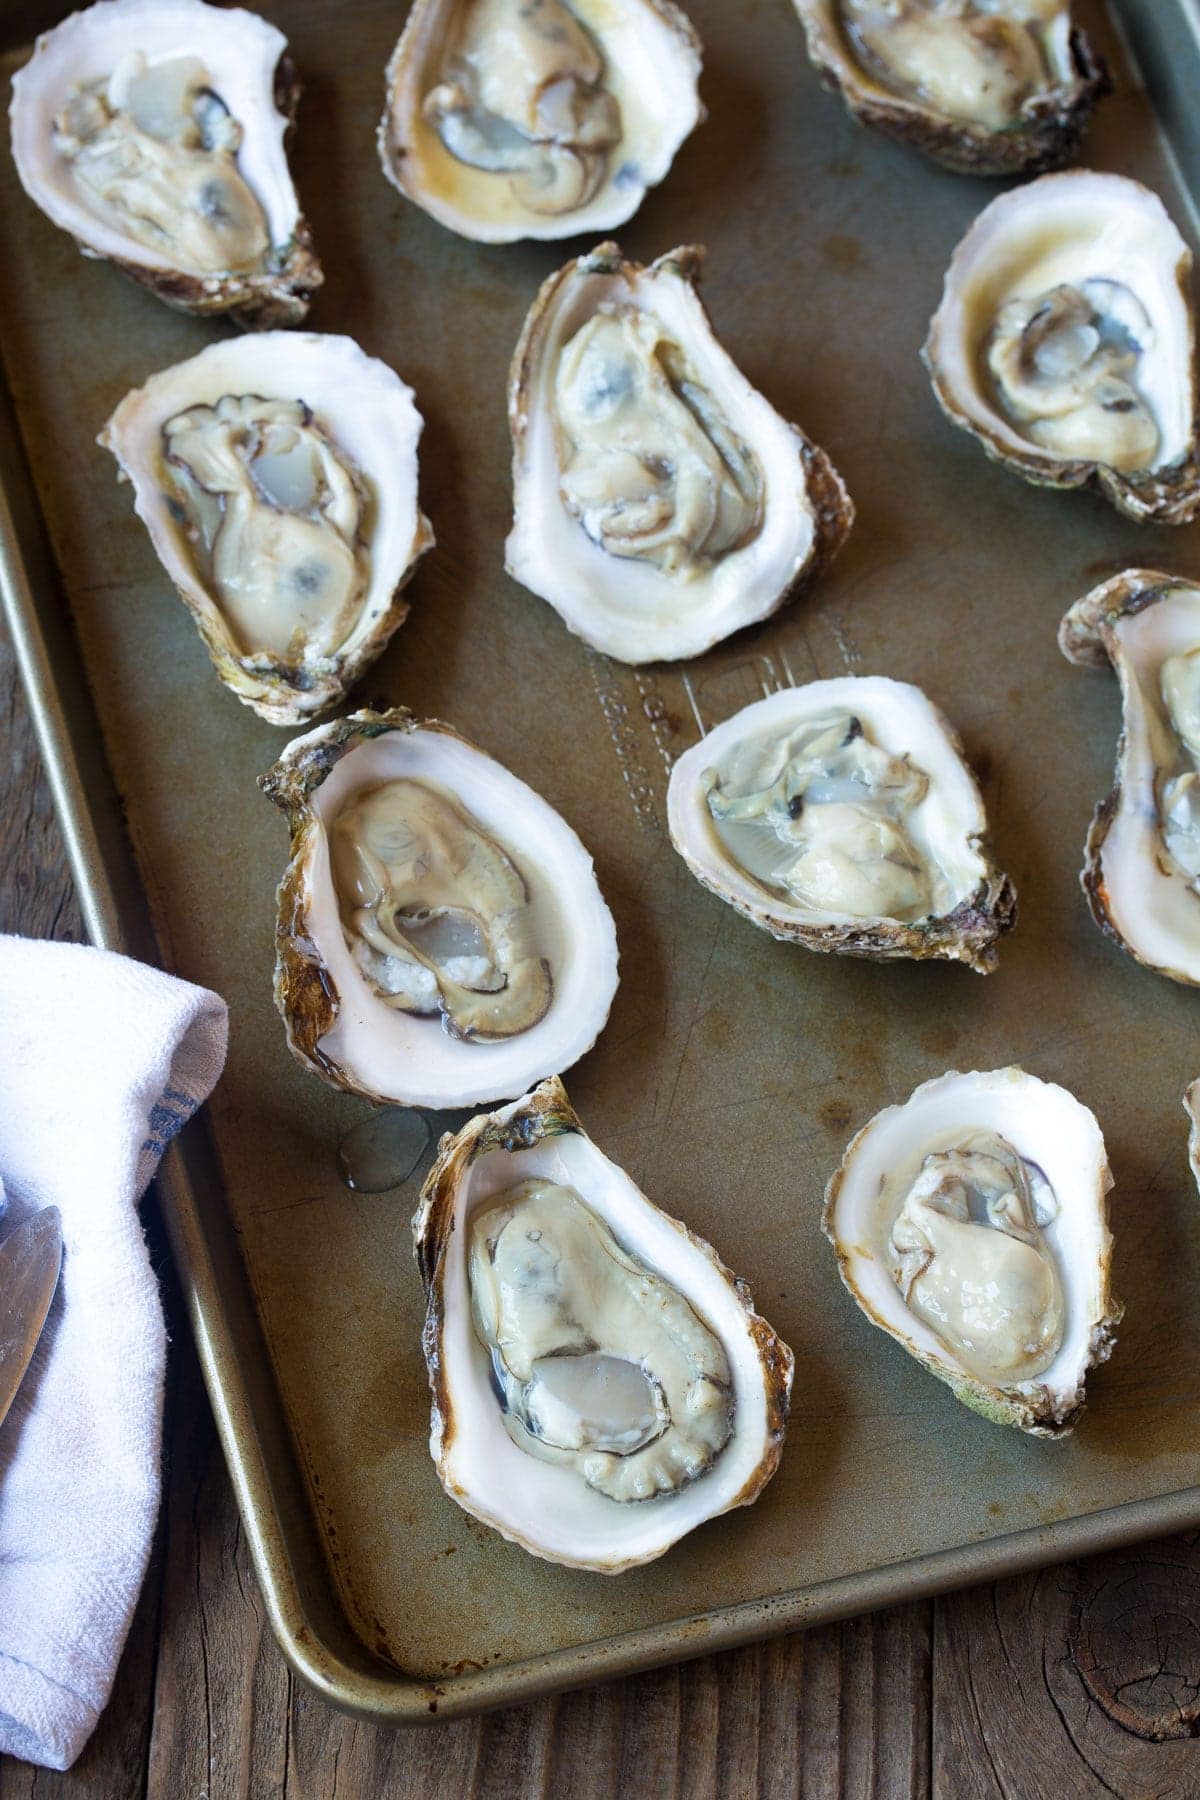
[10,0,321,324]
[101,334,433,725]
[507,244,853,664]
[824,1068,1121,1434]
[1059,569,1200,985]
[923,172,1200,523]
[414,1078,793,1569]
[792,0,1107,175]
[379,0,703,243]
[262,712,619,1110]
[667,677,1015,971]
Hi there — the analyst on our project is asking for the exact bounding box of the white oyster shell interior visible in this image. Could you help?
[101,333,429,723]
[926,173,1194,498]
[826,1068,1115,1425]
[667,677,996,938]
[1063,575,1200,984]
[508,249,845,664]
[289,725,618,1108]
[10,0,301,275]
[424,1100,783,1569]
[380,0,702,243]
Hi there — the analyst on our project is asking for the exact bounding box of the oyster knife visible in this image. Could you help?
[0,1207,62,1433]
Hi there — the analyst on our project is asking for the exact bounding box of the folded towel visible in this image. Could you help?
[0,935,227,1770]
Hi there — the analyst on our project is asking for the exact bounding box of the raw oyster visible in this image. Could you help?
[507,243,853,664]
[1060,568,1200,985]
[793,1,1108,176]
[379,0,702,243]
[414,1078,792,1569]
[101,333,432,725]
[824,1068,1120,1434]
[261,711,618,1109]
[10,0,321,325]
[667,677,1014,970]
[923,172,1200,523]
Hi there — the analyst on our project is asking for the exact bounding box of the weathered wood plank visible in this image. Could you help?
[932,1546,1200,1800]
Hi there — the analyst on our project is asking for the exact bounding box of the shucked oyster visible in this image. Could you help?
[262,711,618,1109]
[379,0,703,243]
[924,172,1200,523]
[508,244,853,664]
[414,1078,792,1569]
[1060,569,1200,986]
[101,333,432,725]
[10,0,320,325]
[824,1068,1121,1434]
[667,677,1015,971]
[793,1,1108,176]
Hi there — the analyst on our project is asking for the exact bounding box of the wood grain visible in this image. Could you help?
[4,611,1200,1799]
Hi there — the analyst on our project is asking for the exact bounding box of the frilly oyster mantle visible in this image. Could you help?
[793,1,1108,176]
[923,172,1200,523]
[1060,568,1200,985]
[414,1078,793,1570]
[824,1068,1120,1434]
[379,0,703,243]
[10,0,321,324]
[101,333,432,725]
[262,711,618,1110]
[667,677,1015,971]
[507,243,853,664]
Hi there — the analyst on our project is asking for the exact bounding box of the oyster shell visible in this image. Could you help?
[379,0,702,243]
[10,0,321,325]
[923,171,1200,523]
[667,677,1015,971]
[793,1,1108,176]
[1185,1079,1200,1192]
[824,1068,1121,1434]
[413,1077,792,1570]
[507,243,853,664]
[1059,567,1200,986]
[261,711,619,1109]
[101,333,432,725]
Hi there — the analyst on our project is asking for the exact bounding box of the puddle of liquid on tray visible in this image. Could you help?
[337,1109,431,1193]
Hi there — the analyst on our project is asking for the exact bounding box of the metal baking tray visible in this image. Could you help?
[4,0,1200,1727]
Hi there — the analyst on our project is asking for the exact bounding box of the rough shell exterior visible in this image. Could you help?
[792,0,1110,176]
[413,1077,795,1571]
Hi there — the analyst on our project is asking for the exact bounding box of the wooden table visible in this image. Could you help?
[1,617,1197,1800]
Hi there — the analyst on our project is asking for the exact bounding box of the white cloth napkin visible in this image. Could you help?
[0,935,227,1771]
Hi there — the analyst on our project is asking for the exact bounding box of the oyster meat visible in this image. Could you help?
[1060,568,1200,985]
[507,244,853,664]
[101,333,433,725]
[379,0,703,243]
[923,171,1200,523]
[10,0,321,324]
[414,1078,793,1569]
[667,677,1015,970]
[262,711,619,1109]
[793,1,1108,176]
[824,1068,1121,1433]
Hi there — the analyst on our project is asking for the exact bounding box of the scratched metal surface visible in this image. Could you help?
[3,0,1200,1700]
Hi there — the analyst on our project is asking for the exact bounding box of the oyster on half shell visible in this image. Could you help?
[379,0,703,243]
[413,1078,793,1570]
[101,333,432,725]
[793,1,1108,176]
[667,677,1015,971]
[261,711,618,1110]
[824,1068,1121,1434]
[923,172,1200,523]
[507,243,853,664]
[10,0,321,325]
[1060,568,1200,986]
